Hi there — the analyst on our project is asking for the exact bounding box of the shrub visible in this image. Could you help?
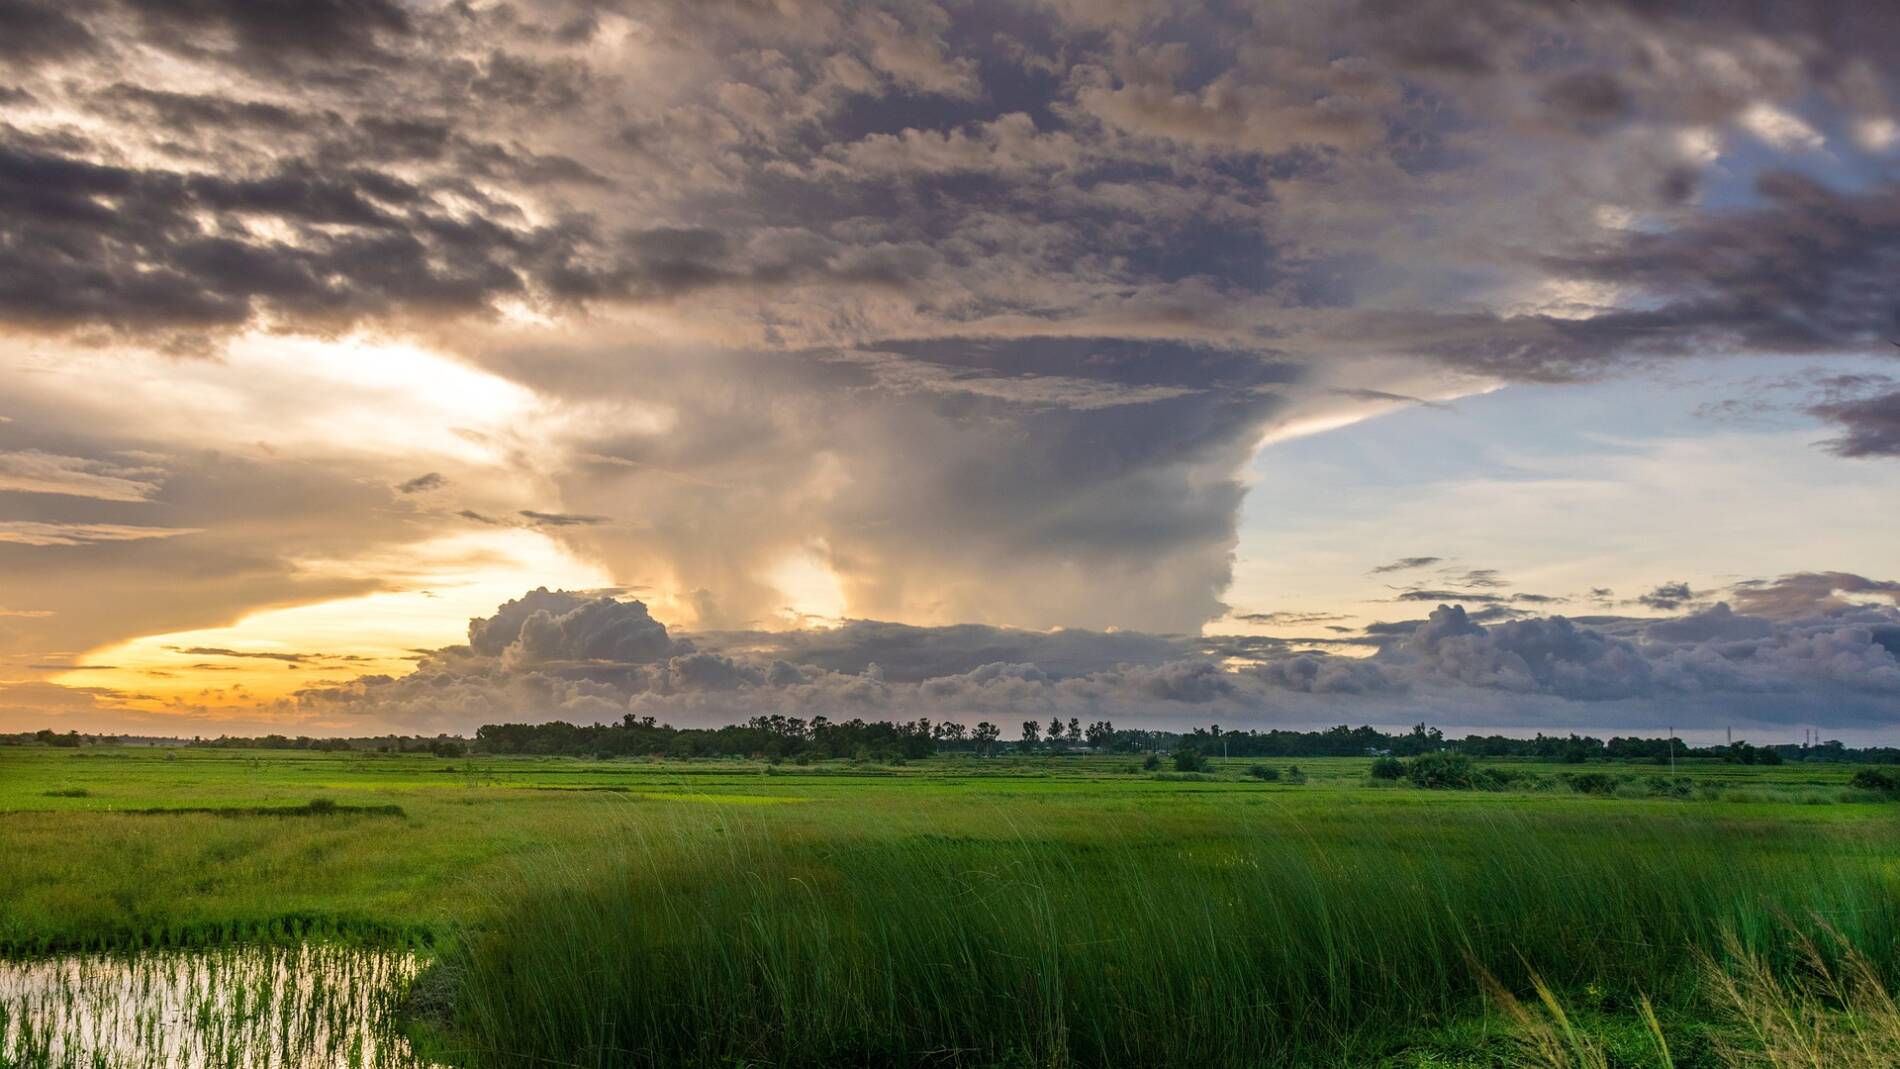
[1246,765,1280,781]
[1141,754,1162,771]
[1171,748,1210,773]
[305,797,339,814]
[1850,768,1900,794]
[1646,776,1693,799]
[1562,771,1617,796]
[41,787,90,798]
[1404,751,1475,790]
[1369,756,1405,781]
[1284,765,1307,785]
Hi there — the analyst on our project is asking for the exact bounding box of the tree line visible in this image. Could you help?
[5,719,1892,764]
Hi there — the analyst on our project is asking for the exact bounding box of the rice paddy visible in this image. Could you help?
[1,945,427,1068]
[3,744,1899,1067]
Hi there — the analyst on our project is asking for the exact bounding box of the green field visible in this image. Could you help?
[5,745,1900,1067]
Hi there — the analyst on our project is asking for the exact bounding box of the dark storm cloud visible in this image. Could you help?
[527,341,1283,632]
[0,140,564,333]
[1544,175,1900,364]
[116,0,412,62]
[5,0,1893,373]
[1811,388,1900,458]
[0,1,99,66]
[295,587,1900,734]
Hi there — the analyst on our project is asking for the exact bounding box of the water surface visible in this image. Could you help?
[0,945,434,1068]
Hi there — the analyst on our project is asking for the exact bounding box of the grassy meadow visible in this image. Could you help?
[4,744,1900,1067]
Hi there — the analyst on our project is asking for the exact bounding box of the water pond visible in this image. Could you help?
[0,945,435,1068]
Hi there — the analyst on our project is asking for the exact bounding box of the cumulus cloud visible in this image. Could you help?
[291,586,1900,735]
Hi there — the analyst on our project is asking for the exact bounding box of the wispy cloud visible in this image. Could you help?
[0,522,201,547]
[0,451,163,502]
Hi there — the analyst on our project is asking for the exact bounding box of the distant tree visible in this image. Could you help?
[1066,718,1082,744]
[972,721,1000,756]
[1085,720,1115,749]
[1046,717,1064,745]
[1142,753,1162,771]
[1021,721,1041,751]
[1172,748,1210,773]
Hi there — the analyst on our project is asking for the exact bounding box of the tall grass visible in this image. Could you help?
[1500,923,1900,1069]
[0,945,424,1068]
[424,805,1900,1068]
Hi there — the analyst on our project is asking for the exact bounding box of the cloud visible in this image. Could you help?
[0,521,201,546]
[1637,582,1695,611]
[396,472,446,494]
[468,587,681,666]
[1233,610,1351,626]
[0,1,97,67]
[1811,388,1900,458]
[0,450,163,501]
[1396,589,1509,604]
[519,510,610,528]
[289,586,1900,735]
[1371,557,1443,574]
[8,0,1900,709]
[1729,572,1900,619]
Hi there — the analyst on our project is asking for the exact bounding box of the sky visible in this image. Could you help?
[2,0,1898,741]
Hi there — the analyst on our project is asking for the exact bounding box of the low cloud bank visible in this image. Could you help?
[293,581,1900,736]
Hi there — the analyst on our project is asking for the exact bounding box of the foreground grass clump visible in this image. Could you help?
[423,807,1900,1069]
[1498,926,1900,1069]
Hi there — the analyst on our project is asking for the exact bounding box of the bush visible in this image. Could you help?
[1369,756,1405,781]
[1562,771,1617,796]
[1141,754,1162,771]
[1171,748,1210,773]
[1850,768,1900,794]
[1284,765,1307,785]
[1246,765,1280,781]
[41,787,89,798]
[1404,751,1476,790]
[305,797,339,814]
[1646,776,1693,799]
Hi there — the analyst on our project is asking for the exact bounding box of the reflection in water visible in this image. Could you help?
[0,945,437,1068]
